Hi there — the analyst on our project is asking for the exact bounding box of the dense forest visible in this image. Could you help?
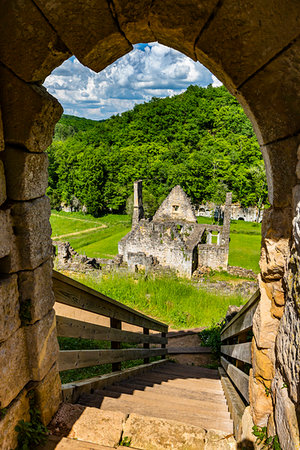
[47,85,267,217]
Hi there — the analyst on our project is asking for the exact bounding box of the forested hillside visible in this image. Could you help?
[47,85,267,217]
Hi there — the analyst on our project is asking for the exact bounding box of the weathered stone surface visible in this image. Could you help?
[49,402,85,435]
[275,296,300,405]
[195,0,300,93]
[264,279,285,307]
[0,0,70,82]
[0,64,62,152]
[273,372,300,450]
[261,136,299,207]
[35,363,62,425]
[0,209,12,259]
[35,0,132,73]
[237,37,300,145]
[0,108,4,152]
[25,309,59,381]
[112,0,155,43]
[0,328,30,408]
[252,339,274,381]
[236,406,256,448]
[9,196,52,272]
[253,277,280,349]
[18,258,55,324]
[0,389,30,450]
[4,146,48,200]
[249,370,273,427]
[0,274,20,342]
[260,207,292,281]
[204,429,236,449]
[68,408,126,447]
[150,0,218,61]
[0,160,6,205]
[123,413,206,449]
[153,185,197,223]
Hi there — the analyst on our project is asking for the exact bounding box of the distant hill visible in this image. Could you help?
[47,85,267,217]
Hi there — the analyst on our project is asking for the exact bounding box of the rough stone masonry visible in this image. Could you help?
[119,181,232,277]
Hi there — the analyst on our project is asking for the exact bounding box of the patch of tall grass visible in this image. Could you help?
[68,272,246,329]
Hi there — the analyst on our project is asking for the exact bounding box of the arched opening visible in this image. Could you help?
[0,1,299,448]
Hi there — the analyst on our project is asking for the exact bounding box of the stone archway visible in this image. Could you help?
[0,1,299,448]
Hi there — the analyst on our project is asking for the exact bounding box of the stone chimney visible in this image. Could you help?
[132,180,144,227]
[222,192,232,246]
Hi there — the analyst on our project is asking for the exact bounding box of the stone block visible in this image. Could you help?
[0,209,12,259]
[261,136,299,207]
[25,309,59,381]
[0,389,30,450]
[0,327,30,408]
[0,160,6,205]
[0,64,63,152]
[150,0,218,61]
[236,37,300,145]
[252,339,274,381]
[0,0,70,82]
[253,277,280,349]
[9,196,52,272]
[195,0,300,93]
[123,413,206,449]
[18,258,55,324]
[236,406,256,448]
[249,370,273,427]
[35,0,132,73]
[35,363,62,425]
[0,274,20,342]
[68,408,126,447]
[273,372,300,450]
[264,279,285,306]
[204,429,236,449]
[4,146,48,201]
[0,108,4,152]
[112,0,155,43]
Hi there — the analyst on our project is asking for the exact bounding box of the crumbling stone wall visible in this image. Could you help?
[196,203,263,223]
[153,185,197,223]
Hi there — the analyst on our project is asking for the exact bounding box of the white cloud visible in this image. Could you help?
[44,42,222,120]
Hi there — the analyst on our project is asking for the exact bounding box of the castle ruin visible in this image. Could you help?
[118,181,232,277]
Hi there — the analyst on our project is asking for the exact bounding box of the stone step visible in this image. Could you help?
[78,393,233,434]
[100,386,230,416]
[127,375,225,394]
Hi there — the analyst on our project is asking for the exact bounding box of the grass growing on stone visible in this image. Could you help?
[67,272,246,330]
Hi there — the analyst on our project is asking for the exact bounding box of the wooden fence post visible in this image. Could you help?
[143,328,150,364]
[111,318,122,371]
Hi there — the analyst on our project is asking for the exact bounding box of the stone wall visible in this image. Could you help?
[153,185,197,223]
[0,67,62,448]
[197,245,228,270]
[196,203,263,223]
[119,221,193,277]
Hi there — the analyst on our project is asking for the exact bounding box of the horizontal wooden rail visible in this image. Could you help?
[56,316,167,345]
[221,290,260,342]
[59,348,167,371]
[221,342,251,365]
[53,270,168,386]
[220,288,260,431]
[53,270,167,333]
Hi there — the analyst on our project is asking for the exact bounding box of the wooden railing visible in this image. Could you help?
[219,289,260,435]
[220,289,259,403]
[53,271,168,386]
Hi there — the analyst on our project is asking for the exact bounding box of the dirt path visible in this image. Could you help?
[51,213,103,225]
[53,224,107,240]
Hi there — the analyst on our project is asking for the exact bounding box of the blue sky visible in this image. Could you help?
[44,43,222,120]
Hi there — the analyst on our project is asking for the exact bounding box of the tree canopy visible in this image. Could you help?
[47,85,268,216]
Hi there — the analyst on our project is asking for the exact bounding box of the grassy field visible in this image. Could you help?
[68,271,246,330]
[51,211,261,271]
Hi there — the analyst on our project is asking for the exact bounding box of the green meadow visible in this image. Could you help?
[51,211,261,272]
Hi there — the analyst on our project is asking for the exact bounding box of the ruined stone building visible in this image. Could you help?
[118,181,232,277]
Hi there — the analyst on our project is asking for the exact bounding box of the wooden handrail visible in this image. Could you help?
[52,270,168,381]
[220,289,260,405]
